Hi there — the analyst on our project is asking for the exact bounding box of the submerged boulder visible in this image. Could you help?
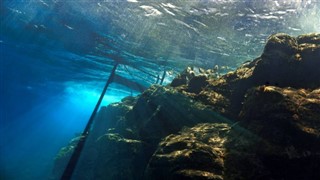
[178,33,320,118]
[125,85,227,144]
[238,86,320,179]
[52,85,228,180]
[240,86,320,149]
[262,33,298,60]
[145,123,230,180]
[53,33,320,180]
[253,33,320,89]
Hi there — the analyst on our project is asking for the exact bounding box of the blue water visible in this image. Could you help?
[1,39,138,179]
[1,0,319,179]
[0,30,139,179]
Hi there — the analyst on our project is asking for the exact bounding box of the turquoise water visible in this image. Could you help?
[1,1,319,179]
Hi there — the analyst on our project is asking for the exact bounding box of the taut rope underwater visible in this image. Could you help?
[60,62,119,180]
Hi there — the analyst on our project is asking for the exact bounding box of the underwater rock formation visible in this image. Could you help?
[52,33,320,180]
[145,123,230,180]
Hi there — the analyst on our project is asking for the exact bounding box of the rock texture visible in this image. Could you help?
[145,123,231,180]
[52,33,320,180]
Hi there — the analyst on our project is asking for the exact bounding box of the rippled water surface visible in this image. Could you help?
[1,0,319,179]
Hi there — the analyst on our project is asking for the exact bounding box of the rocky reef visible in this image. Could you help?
[52,33,320,180]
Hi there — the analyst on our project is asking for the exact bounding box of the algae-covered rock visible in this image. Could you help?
[126,85,227,144]
[253,33,320,89]
[145,123,230,180]
[145,122,272,180]
[53,33,320,180]
[171,66,215,92]
[263,33,298,59]
[188,75,209,93]
[51,97,138,180]
[297,33,320,44]
[238,86,320,179]
[85,133,143,180]
[52,85,228,180]
[51,136,82,179]
[170,67,196,87]
[240,86,320,148]
[195,33,320,118]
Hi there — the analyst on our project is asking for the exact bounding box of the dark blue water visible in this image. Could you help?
[0,14,139,180]
[1,39,138,179]
[1,0,319,179]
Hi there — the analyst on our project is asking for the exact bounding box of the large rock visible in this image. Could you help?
[52,85,228,179]
[239,86,320,179]
[240,86,320,143]
[182,33,320,118]
[125,85,227,144]
[50,97,139,180]
[253,33,320,89]
[145,123,230,180]
[53,33,320,180]
[145,122,268,180]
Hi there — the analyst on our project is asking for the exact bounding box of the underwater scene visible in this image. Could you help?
[1,0,320,180]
